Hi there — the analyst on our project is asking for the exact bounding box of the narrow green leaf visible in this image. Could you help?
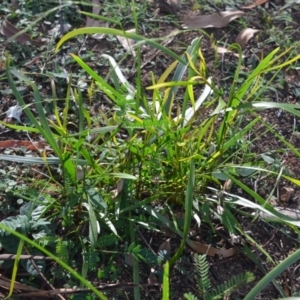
[109,173,137,180]
[8,240,24,297]
[169,159,195,266]
[163,261,170,300]
[6,63,61,157]
[165,37,201,116]
[70,54,123,102]
[79,10,121,26]
[244,248,300,300]
[56,28,185,64]
[0,224,108,300]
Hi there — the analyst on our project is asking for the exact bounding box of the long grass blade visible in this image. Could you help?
[169,159,195,266]
[162,260,170,300]
[244,248,300,300]
[56,28,185,64]
[0,224,108,300]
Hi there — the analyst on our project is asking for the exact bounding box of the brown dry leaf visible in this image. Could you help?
[187,239,236,257]
[158,238,171,255]
[91,25,108,40]
[0,140,48,151]
[86,0,108,40]
[48,23,72,36]
[147,269,159,293]
[214,46,246,58]
[269,196,278,206]
[76,166,91,181]
[235,28,259,49]
[86,0,101,26]
[215,46,233,54]
[117,29,136,56]
[168,0,180,9]
[183,10,245,29]
[111,179,125,199]
[156,0,180,16]
[124,253,134,267]
[0,274,40,291]
[0,19,43,46]
[223,179,232,191]
[280,187,294,202]
[242,0,268,9]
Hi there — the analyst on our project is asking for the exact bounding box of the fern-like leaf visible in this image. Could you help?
[208,271,255,300]
[193,254,211,297]
[190,254,255,300]
[97,233,119,248]
[37,235,57,247]
[63,168,75,195]
[184,292,199,300]
[138,247,158,264]
[221,206,238,234]
[56,239,69,261]
[82,245,99,271]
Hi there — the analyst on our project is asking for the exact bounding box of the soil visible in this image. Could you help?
[1,0,300,299]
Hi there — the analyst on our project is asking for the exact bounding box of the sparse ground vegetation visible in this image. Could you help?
[0,0,300,299]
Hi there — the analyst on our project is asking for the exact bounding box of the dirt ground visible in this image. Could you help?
[1,0,300,299]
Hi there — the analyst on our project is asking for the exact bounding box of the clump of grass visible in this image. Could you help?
[1,1,300,299]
